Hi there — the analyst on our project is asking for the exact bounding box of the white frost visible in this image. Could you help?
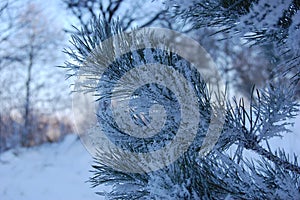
[0,134,108,200]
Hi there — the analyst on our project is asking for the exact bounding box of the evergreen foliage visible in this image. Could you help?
[65,0,300,199]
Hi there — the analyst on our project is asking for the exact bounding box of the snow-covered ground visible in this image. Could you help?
[0,134,106,200]
[0,116,299,200]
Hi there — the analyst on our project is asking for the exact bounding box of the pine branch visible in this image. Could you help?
[65,14,300,199]
[247,141,300,174]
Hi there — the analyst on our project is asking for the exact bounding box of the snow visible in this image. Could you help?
[0,115,299,200]
[0,134,107,200]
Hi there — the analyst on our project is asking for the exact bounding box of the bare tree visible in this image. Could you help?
[0,0,20,69]
[62,0,177,32]
[16,3,66,145]
[0,2,71,148]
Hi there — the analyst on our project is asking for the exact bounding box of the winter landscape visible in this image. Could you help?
[1,0,300,199]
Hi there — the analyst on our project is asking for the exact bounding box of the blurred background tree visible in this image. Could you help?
[62,0,172,32]
[0,1,72,151]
